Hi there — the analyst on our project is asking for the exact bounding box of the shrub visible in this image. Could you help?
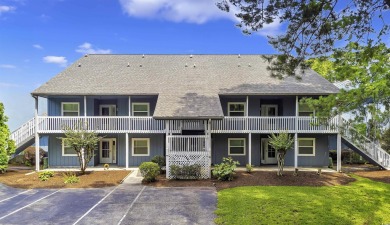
[63,172,80,184]
[170,164,201,179]
[0,165,7,174]
[246,164,253,173]
[24,147,46,165]
[151,155,166,169]
[212,157,240,181]
[38,171,54,181]
[25,160,32,167]
[139,162,160,182]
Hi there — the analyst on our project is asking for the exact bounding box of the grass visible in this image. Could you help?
[215,175,390,225]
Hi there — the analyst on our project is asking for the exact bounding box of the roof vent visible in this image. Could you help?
[140,64,142,67]
[84,54,88,57]
[238,63,241,67]
[185,63,188,67]
[78,63,81,67]
[142,54,145,58]
[238,54,241,58]
[248,63,251,67]
[190,54,193,58]
[127,62,130,67]
[193,63,196,68]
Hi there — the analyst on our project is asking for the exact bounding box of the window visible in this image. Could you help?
[228,102,246,116]
[228,138,246,155]
[298,138,315,156]
[132,138,150,156]
[62,139,77,156]
[299,102,315,116]
[62,102,80,116]
[132,103,149,116]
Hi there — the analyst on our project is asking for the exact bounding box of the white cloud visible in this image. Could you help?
[0,5,15,15]
[43,56,67,67]
[76,42,112,54]
[0,64,16,69]
[0,82,22,88]
[33,44,43,49]
[118,0,235,24]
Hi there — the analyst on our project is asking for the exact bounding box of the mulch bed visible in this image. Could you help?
[0,170,131,189]
[353,170,390,184]
[145,171,356,191]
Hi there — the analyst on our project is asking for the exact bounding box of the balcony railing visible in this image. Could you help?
[37,116,339,134]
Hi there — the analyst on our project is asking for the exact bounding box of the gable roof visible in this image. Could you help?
[32,54,339,118]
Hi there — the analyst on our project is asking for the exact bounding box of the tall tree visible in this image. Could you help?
[0,103,16,173]
[217,0,389,78]
[305,42,390,140]
[60,122,101,174]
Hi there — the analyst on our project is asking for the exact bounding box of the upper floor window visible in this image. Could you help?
[299,102,315,116]
[61,102,79,116]
[132,103,149,116]
[228,102,246,116]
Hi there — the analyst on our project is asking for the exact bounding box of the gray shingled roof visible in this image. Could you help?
[32,54,339,118]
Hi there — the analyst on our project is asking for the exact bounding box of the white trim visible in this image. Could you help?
[132,138,150,156]
[61,102,80,116]
[297,138,316,156]
[228,138,246,156]
[100,138,116,163]
[227,102,246,116]
[99,104,117,116]
[62,139,77,156]
[131,102,150,116]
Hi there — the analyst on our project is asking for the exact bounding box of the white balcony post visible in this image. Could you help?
[337,114,342,172]
[165,120,169,179]
[125,133,129,169]
[128,96,131,116]
[34,96,40,171]
[248,133,252,166]
[84,96,87,117]
[294,96,299,169]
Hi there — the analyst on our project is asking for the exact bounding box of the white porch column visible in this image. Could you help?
[337,114,342,172]
[246,96,249,116]
[165,120,169,179]
[248,133,252,165]
[128,96,131,116]
[125,133,129,169]
[294,96,299,169]
[84,96,87,117]
[34,96,40,171]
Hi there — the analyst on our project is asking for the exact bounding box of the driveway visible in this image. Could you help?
[0,184,216,225]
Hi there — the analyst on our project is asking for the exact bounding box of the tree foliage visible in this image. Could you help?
[0,102,16,173]
[304,43,390,140]
[217,0,390,78]
[381,128,390,153]
[268,132,294,176]
[60,122,101,174]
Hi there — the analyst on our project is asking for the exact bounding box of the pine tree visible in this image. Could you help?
[0,102,16,173]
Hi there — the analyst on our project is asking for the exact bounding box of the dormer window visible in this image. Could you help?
[228,102,246,117]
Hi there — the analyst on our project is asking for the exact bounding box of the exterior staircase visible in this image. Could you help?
[10,117,36,156]
[341,122,390,170]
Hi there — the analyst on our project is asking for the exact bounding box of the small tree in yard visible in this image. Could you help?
[60,122,101,174]
[0,103,15,173]
[381,128,390,154]
[268,132,294,176]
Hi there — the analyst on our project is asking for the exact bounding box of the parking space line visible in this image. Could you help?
[72,186,121,225]
[0,190,60,221]
[117,186,146,225]
[0,190,32,203]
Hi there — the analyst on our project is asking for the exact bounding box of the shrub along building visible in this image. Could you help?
[11,55,390,178]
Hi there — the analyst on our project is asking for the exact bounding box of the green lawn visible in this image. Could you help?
[215,176,390,225]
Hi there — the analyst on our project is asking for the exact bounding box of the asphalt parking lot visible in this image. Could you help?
[0,184,216,225]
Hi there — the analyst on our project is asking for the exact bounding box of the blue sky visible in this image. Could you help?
[0,0,279,130]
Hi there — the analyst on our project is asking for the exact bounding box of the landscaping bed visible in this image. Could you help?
[0,169,131,189]
[353,170,390,184]
[145,171,355,191]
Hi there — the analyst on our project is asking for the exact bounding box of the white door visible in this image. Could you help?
[261,104,278,116]
[261,138,277,164]
[100,105,116,116]
[100,139,116,164]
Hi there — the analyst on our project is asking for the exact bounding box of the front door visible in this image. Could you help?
[261,138,277,164]
[100,139,116,164]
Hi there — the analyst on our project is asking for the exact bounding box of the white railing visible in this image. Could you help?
[342,124,390,169]
[211,116,338,133]
[182,120,204,130]
[10,117,36,148]
[37,116,167,133]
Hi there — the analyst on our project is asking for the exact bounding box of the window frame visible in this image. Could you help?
[227,102,246,117]
[228,138,246,156]
[61,102,80,117]
[131,103,150,117]
[298,101,315,117]
[132,138,150,156]
[298,138,316,156]
[62,139,77,157]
